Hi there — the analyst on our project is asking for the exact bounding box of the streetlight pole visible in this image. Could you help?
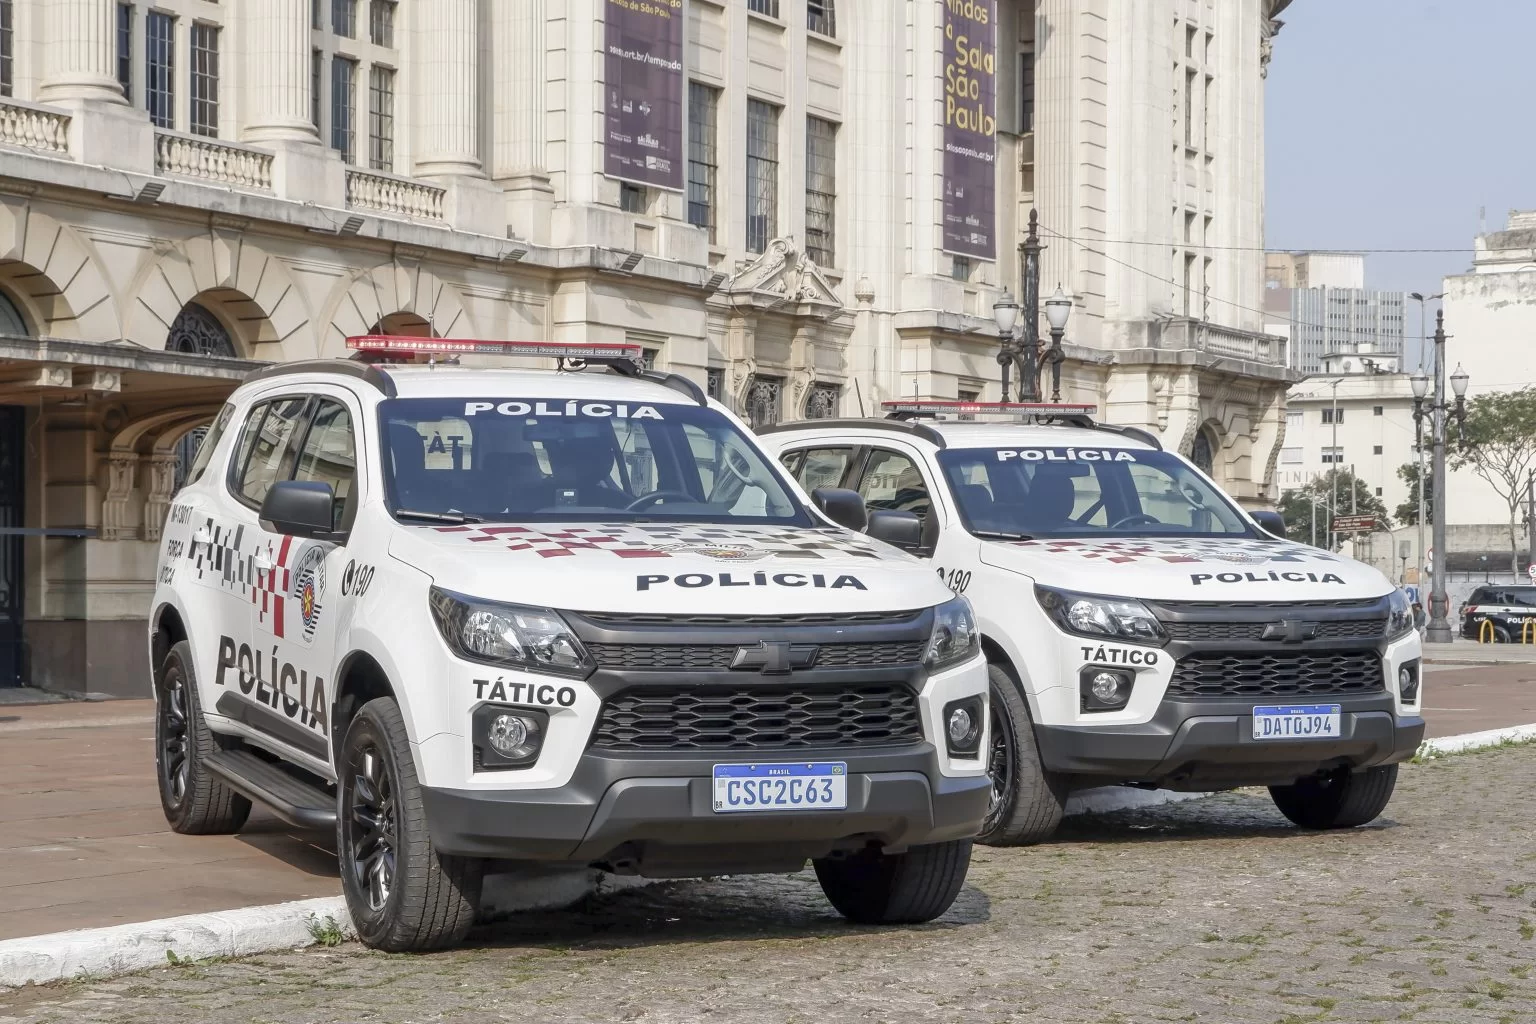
[1043,285,1072,403]
[1410,291,1443,581]
[1426,310,1469,643]
[1410,371,1429,598]
[1019,210,1043,402]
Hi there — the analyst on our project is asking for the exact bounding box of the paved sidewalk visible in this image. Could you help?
[1424,639,1536,665]
[2,665,1533,947]
[0,700,338,942]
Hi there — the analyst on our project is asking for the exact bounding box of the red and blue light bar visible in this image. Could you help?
[346,336,645,361]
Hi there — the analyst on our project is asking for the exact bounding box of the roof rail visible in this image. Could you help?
[880,400,1163,451]
[1091,422,1162,450]
[639,369,708,407]
[243,358,397,397]
[758,417,948,449]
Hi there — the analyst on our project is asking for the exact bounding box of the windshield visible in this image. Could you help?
[379,398,812,526]
[937,445,1255,540]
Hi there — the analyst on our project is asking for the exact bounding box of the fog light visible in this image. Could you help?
[1080,667,1133,712]
[1398,661,1421,703]
[472,704,548,770]
[488,714,530,756]
[942,697,984,756]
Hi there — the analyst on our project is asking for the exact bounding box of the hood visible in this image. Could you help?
[979,536,1395,602]
[388,521,954,614]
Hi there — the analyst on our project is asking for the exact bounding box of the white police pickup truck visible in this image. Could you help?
[761,401,1425,845]
[148,339,990,951]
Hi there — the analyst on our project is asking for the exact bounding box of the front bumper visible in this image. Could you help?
[1035,694,1426,790]
[422,743,990,873]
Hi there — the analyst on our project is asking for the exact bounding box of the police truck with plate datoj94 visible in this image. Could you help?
[148,339,990,951]
[762,402,1425,845]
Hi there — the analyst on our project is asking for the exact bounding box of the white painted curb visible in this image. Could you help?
[5,723,1533,989]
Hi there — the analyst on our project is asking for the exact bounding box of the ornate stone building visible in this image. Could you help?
[0,0,1294,693]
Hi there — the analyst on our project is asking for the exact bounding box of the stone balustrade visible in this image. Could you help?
[0,98,70,154]
[1157,318,1287,366]
[154,131,274,191]
[345,168,446,221]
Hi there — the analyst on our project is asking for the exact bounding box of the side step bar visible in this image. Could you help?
[205,750,337,830]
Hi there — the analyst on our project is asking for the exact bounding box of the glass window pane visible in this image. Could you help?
[190,23,220,138]
[687,83,719,241]
[368,65,394,171]
[795,448,852,492]
[745,100,780,254]
[146,11,175,129]
[331,57,356,163]
[238,399,308,507]
[805,116,837,266]
[294,401,357,531]
[116,3,133,101]
[859,450,929,517]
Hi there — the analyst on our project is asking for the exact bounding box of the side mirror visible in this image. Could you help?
[812,487,868,532]
[868,510,923,552]
[1252,509,1286,538]
[260,480,340,540]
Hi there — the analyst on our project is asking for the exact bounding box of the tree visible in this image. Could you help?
[1277,468,1393,548]
[1394,462,1434,526]
[1450,388,1536,574]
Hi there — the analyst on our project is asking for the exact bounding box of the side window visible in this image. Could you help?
[185,403,235,487]
[778,449,805,478]
[858,449,930,517]
[793,447,854,492]
[293,400,357,531]
[235,398,309,508]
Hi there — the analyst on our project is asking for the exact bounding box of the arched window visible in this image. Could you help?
[1190,427,1216,476]
[0,290,30,337]
[166,301,236,357]
[370,312,434,337]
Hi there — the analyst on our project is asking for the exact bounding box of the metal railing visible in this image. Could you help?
[154,130,274,191]
[0,98,70,155]
[344,168,446,221]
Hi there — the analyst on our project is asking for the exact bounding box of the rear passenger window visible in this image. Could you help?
[859,449,930,517]
[793,447,854,492]
[184,403,234,488]
[233,398,309,508]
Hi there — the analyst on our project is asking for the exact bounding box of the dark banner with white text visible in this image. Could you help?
[604,0,686,191]
[942,0,998,260]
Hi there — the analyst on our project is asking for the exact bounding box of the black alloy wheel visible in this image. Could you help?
[157,671,191,807]
[344,738,398,913]
[982,700,1016,837]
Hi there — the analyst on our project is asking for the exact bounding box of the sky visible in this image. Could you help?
[1264,0,1536,313]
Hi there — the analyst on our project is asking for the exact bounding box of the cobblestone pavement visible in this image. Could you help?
[4,745,1535,1024]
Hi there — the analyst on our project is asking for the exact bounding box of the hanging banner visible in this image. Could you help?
[603,0,686,191]
[942,0,998,260]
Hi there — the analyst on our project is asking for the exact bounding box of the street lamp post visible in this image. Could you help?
[1415,309,1469,643]
[1043,285,1072,402]
[1410,370,1429,596]
[992,291,1020,400]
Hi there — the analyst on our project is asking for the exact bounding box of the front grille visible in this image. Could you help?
[1166,650,1384,700]
[1163,618,1386,643]
[587,641,925,671]
[1151,598,1384,613]
[574,609,925,629]
[591,684,923,751]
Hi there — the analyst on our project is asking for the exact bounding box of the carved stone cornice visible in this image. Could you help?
[719,238,845,322]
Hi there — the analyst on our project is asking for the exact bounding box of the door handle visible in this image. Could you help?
[254,552,275,573]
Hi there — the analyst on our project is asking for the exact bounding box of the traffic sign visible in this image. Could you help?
[1331,514,1377,534]
[1526,562,1536,584]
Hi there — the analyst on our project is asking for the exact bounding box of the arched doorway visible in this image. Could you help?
[166,301,237,357]
[1190,426,1216,476]
[369,312,436,337]
[0,290,30,336]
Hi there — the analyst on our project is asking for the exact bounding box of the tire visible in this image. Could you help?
[338,697,483,952]
[1494,625,1512,645]
[155,640,252,835]
[976,663,1067,846]
[814,839,972,925]
[1268,764,1398,829]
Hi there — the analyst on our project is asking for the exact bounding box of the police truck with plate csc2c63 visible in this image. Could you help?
[148,339,990,952]
[761,402,1425,846]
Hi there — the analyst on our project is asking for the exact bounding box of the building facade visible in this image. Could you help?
[0,0,1294,694]
[1265,253,1405,374]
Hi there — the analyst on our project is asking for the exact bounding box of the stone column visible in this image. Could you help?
[413,0,483,178]
[492,0,554,237]
[38,0,124,104]
[242,0,318,143]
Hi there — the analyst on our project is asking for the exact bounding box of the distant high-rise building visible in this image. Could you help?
[1265,253,1405,374]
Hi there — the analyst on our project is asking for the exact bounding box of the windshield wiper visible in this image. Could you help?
[970,529,1034,542]
[394,509,485,525]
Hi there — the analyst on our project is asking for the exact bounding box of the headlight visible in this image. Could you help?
[1036,586,1166,645]
[429,588,594,678]
[1387,589,1414,641]
[926,596,980,672]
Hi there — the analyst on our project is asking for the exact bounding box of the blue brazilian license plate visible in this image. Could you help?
[1252,704,1342,740]
[711,762,848,813]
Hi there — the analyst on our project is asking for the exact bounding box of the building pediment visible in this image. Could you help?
[719,238,844,321]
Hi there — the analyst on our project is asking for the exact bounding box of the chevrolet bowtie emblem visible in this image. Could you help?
[730,641,819,674]
[1261,619,1320,643]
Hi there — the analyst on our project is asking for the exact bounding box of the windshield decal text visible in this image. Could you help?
[636,572,868,591]
[463,400,665,420]
[996,448,1139,463]
[1191,571,1347,586]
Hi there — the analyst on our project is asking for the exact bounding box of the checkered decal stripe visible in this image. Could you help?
[252,535,294,638]
[1016,538,1343,566]
[429,523,892,561]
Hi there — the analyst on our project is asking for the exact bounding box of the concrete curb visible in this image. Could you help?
[5,723,1534,989]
